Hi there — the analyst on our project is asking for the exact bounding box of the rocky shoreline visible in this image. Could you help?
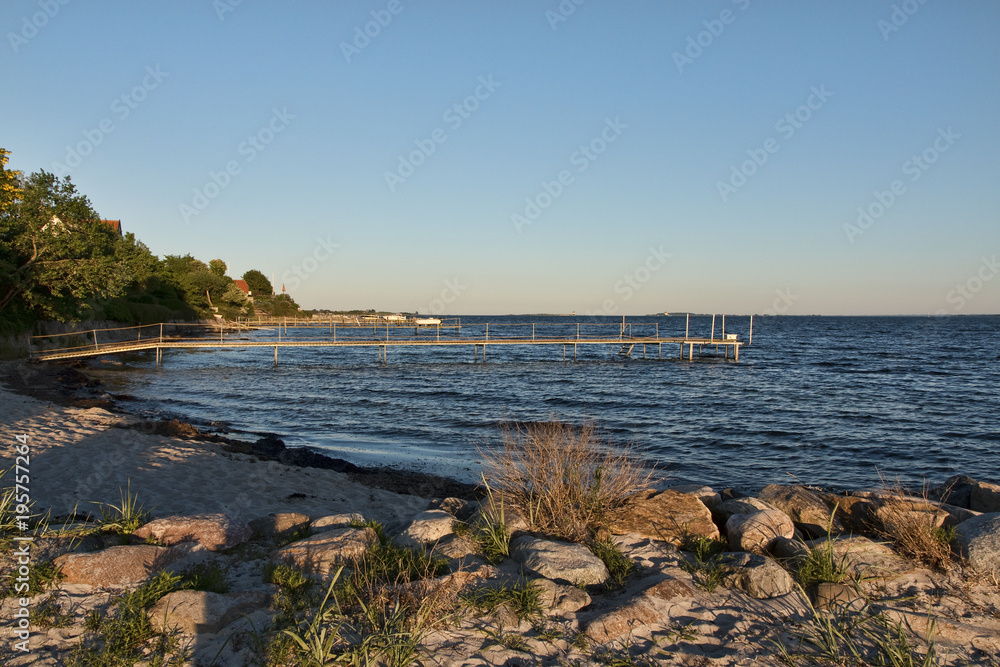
[1,360,999,665]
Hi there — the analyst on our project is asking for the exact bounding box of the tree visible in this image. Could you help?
[0,169,154,321]
[209,258,227,277]
[242,269,272,297]
[268,293,300,317]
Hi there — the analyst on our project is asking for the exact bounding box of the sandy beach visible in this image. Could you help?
[2,359,999,666]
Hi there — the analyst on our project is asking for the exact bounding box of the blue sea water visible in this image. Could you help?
[95,315,1000,492]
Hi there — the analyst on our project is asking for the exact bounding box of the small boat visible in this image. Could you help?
[414,318,442,325]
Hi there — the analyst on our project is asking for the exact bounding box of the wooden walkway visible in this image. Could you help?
[30,319,749,365]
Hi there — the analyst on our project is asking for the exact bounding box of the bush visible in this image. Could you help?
[479,422,652,543]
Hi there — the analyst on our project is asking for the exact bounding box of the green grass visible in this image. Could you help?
[30,595,73,628]
[97,481,150,535]
[2,558,64,597]
[678,536,728,593]
[181,562,228,594]
[461,580,543,621]
[588,537,636,588]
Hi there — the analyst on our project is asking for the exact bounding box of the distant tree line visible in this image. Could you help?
[0,148,301,334]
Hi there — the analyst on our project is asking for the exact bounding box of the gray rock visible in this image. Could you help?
[427,497,474,520]
[771,536,810,562]
[812,582,860,610]
[511,536,609,586]
[759,484,842,538]
[719,552,796,598]
[713,497,778,523]
[54,545,185,587]
[397,510,456,548]
[148,590,268,634]
[932,475,977,508]
[533,577,592,615]
[971,482,1000,514]
[726,509,795,553]
[955,512,1000,575]
[272,527,377,576]
[132,513,251,552]
[248,512,311,540]
[803,535,910,579]
[309,513,364,534]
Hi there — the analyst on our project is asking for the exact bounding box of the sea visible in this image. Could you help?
[88,315,1000,493]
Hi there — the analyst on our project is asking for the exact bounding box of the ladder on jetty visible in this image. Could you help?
[29,317,752,366]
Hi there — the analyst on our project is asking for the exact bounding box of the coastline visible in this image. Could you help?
[2,359,999,666]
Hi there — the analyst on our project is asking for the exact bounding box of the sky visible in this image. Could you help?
[2,1,999,316]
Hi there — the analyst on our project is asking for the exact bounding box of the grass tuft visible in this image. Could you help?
[870,475,955,571]
[462,580,543,621]
[479,422,652,543]
[97,480,150,535]
[589,537,636,588]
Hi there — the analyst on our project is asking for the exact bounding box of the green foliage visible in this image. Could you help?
[462,580,543,620]
[679,541,727,593]
[257,292,301,317]
[208,258,227,277]
[30,595,73,628]
[181,563,228,594]
[241,268,272,297]
[455,476,511,564]
[588,537,636,588]
[97,481,150,535]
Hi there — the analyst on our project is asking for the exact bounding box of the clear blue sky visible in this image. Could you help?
[3,1,999,315]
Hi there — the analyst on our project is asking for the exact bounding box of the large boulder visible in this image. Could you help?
[667,484,721,510]
[54,545,184,587]
[148,590,267,634]
[955,512,1000,575]
[272,527,377,576]
[309,513,364,534]
[971,482,1000,514]
[719,552,796,598]
[932,475,977,508]
[803,535,909,580]
[759,484,842,538]
[397,510,456,548]
[610,489,719,545]
[133,514,251,552]
[248,513,311,540]
[533,577,592,615]
[725,509,795,553]
[583,598,661,643]
[712,497,778,524]
[511,536,609,586]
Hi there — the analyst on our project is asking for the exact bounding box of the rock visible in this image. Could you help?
[133,514,251,552]
[667,484,721,510]
[54,545,184,586]
[803,535,909,579]
[430,534,477,560]
[932,475,977,508]
[719,552,796,599]
[248,513,311,540]
[938,503,980,528]
[584,598,661,642]
[873,499,949,534]
[955,512,1000,575]
[712,497,777,523]
[272,527,377,576]
[277,447,359,472]
[533,577,592,615]
[511,536,609,586]
[148,590,267,634]
[812,582,860,610]
[971,482,1000,513]
[252,434,287,458]
[644,576,696,601]
[310,513,364,534]
[834,495,878,534]
[473,498,528,533]
[759,484,842,538]
[397,510,456,548]
[611,489,719,545]
[725,509,795,553]
[428,497,474,520]
[772,536,810,562]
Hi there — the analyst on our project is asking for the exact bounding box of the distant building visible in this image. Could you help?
[233,279,252,301]
[101,219,122,236]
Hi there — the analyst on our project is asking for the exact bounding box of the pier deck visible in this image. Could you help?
[30,319,750,365]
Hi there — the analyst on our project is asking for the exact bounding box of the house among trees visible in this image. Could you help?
[101,219,122,236]
[233,279,252,301]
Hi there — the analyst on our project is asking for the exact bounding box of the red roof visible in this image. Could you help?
[233,279,250,295]
[101,219,122,234]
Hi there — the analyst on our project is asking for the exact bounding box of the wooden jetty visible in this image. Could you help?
[29,317,751,366]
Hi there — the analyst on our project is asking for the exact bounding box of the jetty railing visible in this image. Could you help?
[29,316,753,364]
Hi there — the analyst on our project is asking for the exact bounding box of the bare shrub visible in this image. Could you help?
[871,474,954,571]
[479,422,653,543]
